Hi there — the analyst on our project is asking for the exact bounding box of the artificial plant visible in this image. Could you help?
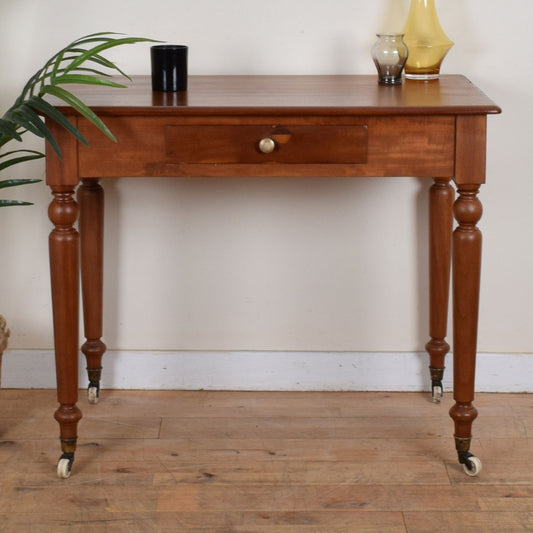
[0,32,152,206]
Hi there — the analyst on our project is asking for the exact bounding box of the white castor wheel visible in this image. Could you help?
[462,455,482,477]
[57,454,74,479]
[88,385,99,404]
[87,381,100,405]
[431,384,443,403]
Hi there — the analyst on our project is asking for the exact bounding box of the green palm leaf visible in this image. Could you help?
[13,104,61,154]
[62,37,149,76]
[1,32,156,155]
[48,74,127,88]
[0,120,23,142]
[27,96,88,146]
[0,150,44,171]
[0,178,41,190]
[0,32,157,206]
[0,178,41,206]
[41,85,117,144]
[0,200,35,207]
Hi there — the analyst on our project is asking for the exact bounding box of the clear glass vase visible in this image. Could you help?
[371,33,409,85]
[403,0,453,80]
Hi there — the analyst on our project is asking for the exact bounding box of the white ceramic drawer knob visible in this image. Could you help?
[258,137,276,154]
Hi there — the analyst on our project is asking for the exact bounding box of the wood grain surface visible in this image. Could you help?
[49,75,501,117]
[0,390,531,532]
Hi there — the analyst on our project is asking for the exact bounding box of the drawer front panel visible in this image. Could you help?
[77,116,455,178]
[165,125,368,164]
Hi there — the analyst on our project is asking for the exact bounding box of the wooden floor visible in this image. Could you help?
[0,390,532,532]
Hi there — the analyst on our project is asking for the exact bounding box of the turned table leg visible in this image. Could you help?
[78,178,106,404]
[449,184,483,476]
[49,186,82,479]
[426,178,454,402]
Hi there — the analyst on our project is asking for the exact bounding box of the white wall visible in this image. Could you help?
[0,2,531,384]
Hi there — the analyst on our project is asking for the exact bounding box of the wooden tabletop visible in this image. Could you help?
[53,75,501,117]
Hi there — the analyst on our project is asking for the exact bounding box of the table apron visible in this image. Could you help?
[75,115,457,179]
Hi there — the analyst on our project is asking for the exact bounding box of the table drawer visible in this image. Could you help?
[77,116,455,178]
[165,125,368,164]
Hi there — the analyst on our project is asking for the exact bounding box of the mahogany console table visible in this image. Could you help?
[45,75,500,478]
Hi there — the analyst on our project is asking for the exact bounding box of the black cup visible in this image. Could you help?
[150,45,188,92]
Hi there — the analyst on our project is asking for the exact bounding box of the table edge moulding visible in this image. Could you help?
[44,75,501,479]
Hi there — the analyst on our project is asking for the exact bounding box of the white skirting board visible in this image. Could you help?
[1,350,532,392]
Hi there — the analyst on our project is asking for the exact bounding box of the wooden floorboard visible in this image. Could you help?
[0,390,531,532]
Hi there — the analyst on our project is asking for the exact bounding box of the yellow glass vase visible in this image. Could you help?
[403,0,453,80]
